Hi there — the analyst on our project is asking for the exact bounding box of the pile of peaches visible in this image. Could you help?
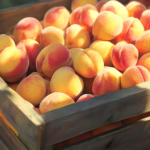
[1,0,150,147]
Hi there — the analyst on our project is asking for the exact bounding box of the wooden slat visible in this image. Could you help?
[41,81,150,148]
[61,117,150,150]
[0,77,45,150]
[0,117,28,150]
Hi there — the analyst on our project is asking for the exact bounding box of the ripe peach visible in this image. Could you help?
[121,65,150,89]
[43,6,70,30]
[0,47,29,82]
[111,42,139,72]
[65,24,90,49]
[92,67,122,96]
[36,43,72,77]
[30,72,51,81]
[69,48,84,60]
[140,10,150,30]
[0,34,15,51]
[16,75,46,106]
[70,4,99,33]
[39,92,75,113]
[90,40,114,66]
[76,94,95,102]
[44,79,51,96]
[7,81,20,91]
[14,17,42,43]
[40,26,64,48]
[92,11,123,41]
[50,67,84,99]
[122,116,140,125]
[96,0,108,12]
[73,48,104,78]
[129,0,150,8]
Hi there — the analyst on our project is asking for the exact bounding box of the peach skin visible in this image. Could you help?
[121,65,150,89]
[16,75,46,106]
[64,24,91,49]
[14,17,43,43]
[50,67,84,99]
[0,47,29,82]
[70,4,99,33]
[43,6,70,30]
[7,81,21,91]
[73,48,104,78]
[39,92,75,113]
[90,40,114,66]
[92,67,122,96]
[92,11,123,41]
[76,94,95,102]
[0,34,15,51]
[40,26,64,48]
[111,42,139,72]
[140,10,150,30]
[29,72,51,81]
[96,0,108,12]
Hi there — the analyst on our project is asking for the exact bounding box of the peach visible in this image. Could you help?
[69,48,84,60]
[137,53,150,72]
[17,39,41,72]
[111,42,139,72]
[40,20,44,28]
[73,48,104,78]
[126,1,146,19]
[64,24,91,49]
[92,67,122,96]
[135,30,150,56]
[7,81,20,91]
[40,26,64,48]
[70,4,99,33]
[100,1,129,20]
[50,67,84,99]
[115,17,144,44]
[140,10,150,30]
[16,75,46,106]
[0,47,29,82]
[122,116,140,125]
[130,0,150,8]
[44,79,51,96]
[0,34,15,51]
[121,65,150,89]
[39,92,75,113]
[91,122,122,136]
[36,43,72,77]
[30,72,51,81]
[92,11,123,41]
[76,94,95,102]
[96,0,108,12]
[90,40,114,66]
[14,17,43,43]
[43,6,70,30]
[71,0,97,11]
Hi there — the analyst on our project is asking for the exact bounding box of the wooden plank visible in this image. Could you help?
[61,117,150,150]
[0,117,28,150]
[0,77,45,150]
[41,81,150,148]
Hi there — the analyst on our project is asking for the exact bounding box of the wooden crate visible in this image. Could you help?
[1,0,150,150]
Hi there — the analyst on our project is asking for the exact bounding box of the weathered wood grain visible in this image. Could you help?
[0,77,45,150]
[41,81,150,148]
[0,117,28,150]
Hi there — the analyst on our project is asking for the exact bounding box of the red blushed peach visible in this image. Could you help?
[39,92,75,113]
[44,6,70,30]
[90,40,114,66]
[14,17,43,43]
[73,48,104,78]
[135,30,150,56]
[71,0,97,11]
[140,10,150,30]
[36,43,72,77]
[50,67,84,100]
[0,34,15,51]
[100,1,129,20]
[130,0,150,8]
[64,132,92,146]
[121,65,150,89]
[30,72,51,81]
[91,122,122,136]
[17,39,41,73]
[126,1,146,19]
[92,11,123,41]
[16,75,46,106]
[0,47,29,82]
[64,24,91,49]
[70,4,99,33]
[92,67,122,96]
[40,26,64,48]
[76,94,95,102]
[111,42,139,72]
[115,17,144,44]
[96,0,108,12]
